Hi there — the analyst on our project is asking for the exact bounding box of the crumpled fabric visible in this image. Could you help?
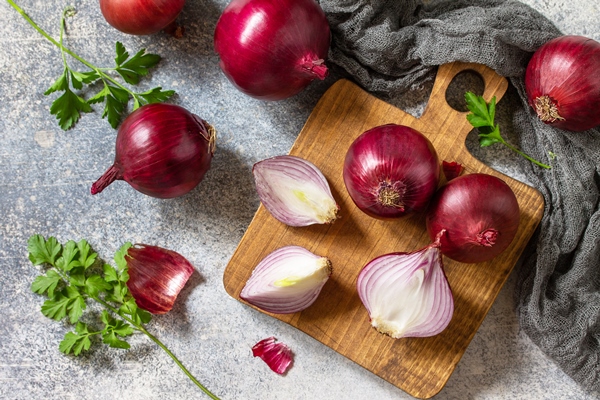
[317,0,600,391]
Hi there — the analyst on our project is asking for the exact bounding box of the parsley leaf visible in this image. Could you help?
[48,75,93,130]
[101,310,133,349]
[55,240,81,272]
[114,242,132,274]
[102,89,127,129]
[31,270,62,298]
[41,292,72,321]
[60,323,94,355]
[116,47,161,85]
[85,275,112,298]
[465,91,551,169]
[135,87,176,110]
[28,235,61,266]
[36,9,175,130]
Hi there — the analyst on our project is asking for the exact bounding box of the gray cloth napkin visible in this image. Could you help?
[317,0,600,392]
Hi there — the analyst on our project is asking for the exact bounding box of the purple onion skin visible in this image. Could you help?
[343,124,440,219]
[426,173,520,264]
[525,35,600,131]
[126,244,195,314]
[214,0,330,100]
[99,0,185,35]
[91,103,215,199]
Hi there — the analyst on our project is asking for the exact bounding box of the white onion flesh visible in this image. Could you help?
[253,155,339,226]
[240,245,332,314]
[357,243,454,338]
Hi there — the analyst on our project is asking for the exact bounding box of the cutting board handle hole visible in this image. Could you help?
[444,70,485,112]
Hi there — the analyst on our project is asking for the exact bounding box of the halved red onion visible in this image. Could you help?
[240,245,332,314]
[125,244,194,314]
[252,337,293,375]
[253,155,339,226]
[357,238,454,339]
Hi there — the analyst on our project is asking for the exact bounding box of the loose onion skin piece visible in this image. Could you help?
[426,173,520,264]
[252,337,293,375]
[125,244,195,314]
[343,124,440,219]
[525,35,600,131]
[91,103,216,199]
[214,0,330,100]
[99,0,186,35]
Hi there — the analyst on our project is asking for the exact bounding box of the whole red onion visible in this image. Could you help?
[426,173,520,264]
[343,124,440,219]
[99,0,185,35]
[213,0,330,100]
[91,103,216,199]
[525,35,600,131]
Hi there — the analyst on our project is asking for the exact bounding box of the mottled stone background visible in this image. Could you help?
[0,0,598,399]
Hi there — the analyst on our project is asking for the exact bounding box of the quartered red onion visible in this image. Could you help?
[99,0,185,35]
[426,173,520,264]
[357,236,454,339]
[214,0,330,100]
[240,245,332,314]
[252,337,293,375]
[525,35,600,131]
[125,244,195,314]
[253,155,339,226]
[91,103,216,199]
[343,124,440,219]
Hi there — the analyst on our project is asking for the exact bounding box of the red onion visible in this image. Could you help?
[426,173,520,264]
[213,0,330,100]
[343,124,440,219]
[356,236,454,339]
[99,0,185,35]
[125,244,195,314]
[240,245,332,314]
[252,337,293,375]
[91,103,216,199]
[525,35,600,131]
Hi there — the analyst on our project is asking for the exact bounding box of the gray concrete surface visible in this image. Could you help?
[0,0,599,399]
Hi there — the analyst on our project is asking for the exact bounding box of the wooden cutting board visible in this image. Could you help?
[223,62,544,399]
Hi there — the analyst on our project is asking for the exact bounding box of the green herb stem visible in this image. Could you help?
[7,0,133,95]
[139,326,221,400]
[7,0,94,70]
[8,0,173,129]
[465,91,552,170]
[501,140,552,169]
[93,297,220,400]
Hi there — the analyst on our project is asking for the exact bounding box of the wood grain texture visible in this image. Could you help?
[223,62,544,399]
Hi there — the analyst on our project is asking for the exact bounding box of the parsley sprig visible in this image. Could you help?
[8,1,175,130]
[28,235,220,400]
[465,92,551,169]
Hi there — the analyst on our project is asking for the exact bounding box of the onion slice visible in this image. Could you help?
[240,245,332,314]
[125,244,195,314]
[253,155,339,226]
[252,337,293,375]
[357,238,454,339]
